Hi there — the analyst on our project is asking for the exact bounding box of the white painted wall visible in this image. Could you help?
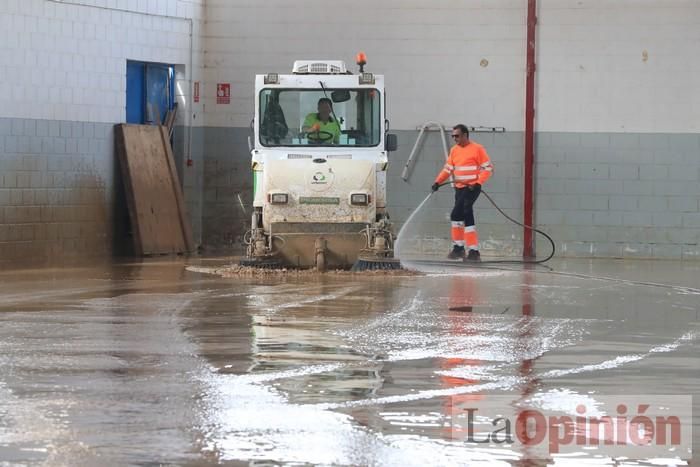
[202,0,526,131]
[1,1,696,134]
[202,0,700,134]
[538,0,700,133]
[0,0,205,124]
[7,0,692,133]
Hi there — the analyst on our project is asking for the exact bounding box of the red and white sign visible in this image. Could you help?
[193,81,200,103]
[216,83,230,104]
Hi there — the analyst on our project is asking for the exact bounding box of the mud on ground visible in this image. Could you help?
[186,263,421,277]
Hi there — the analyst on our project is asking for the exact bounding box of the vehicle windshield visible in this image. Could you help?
[259,88,381,147]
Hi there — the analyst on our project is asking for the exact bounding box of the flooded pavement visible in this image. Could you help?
[0,258,698,465]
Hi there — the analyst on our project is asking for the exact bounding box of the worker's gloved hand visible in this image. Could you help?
[310,122,321,132]
[431,183,440,192]
[467,183,481,191]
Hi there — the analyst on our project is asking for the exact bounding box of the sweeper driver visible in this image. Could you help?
[431,124,494,262]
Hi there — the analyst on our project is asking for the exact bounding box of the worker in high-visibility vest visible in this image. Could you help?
[302,97,341,144]
[432,124,494,262]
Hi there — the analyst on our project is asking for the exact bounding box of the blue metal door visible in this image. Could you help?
[126,61,145,124]
[126,61,174,124]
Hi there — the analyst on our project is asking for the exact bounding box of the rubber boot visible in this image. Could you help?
[464,249,481,262]
[447,245,466,260]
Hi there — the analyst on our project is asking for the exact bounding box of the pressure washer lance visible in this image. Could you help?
[427,181,556,265]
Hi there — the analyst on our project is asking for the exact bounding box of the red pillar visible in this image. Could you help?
[523,0,537,259]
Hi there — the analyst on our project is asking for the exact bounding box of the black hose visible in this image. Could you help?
[435,182,555,264]
[479,190,555,264]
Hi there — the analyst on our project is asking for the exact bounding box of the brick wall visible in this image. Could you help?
[0,0,205,267]
[0,118,115,266]
[536,132,700,259]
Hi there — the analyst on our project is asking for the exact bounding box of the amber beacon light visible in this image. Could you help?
[356,52,367,72]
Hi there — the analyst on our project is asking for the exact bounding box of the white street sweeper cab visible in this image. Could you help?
[243,55,398,270]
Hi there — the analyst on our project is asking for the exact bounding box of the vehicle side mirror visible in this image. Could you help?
[385,133,397,152]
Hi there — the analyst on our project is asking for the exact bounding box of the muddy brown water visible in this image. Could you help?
[0,258,698,465]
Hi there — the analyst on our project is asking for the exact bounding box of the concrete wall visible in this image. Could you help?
[202,0,526,130]
[531,1,700,259]
[0,118,115,265]
[536,132,700,259]
[174,125,205,247]
[200,0,700,259]
[201,128,251,252]
[0,0,205,266]
[537,0,700,134]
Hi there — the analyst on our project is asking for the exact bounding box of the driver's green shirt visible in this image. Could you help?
[303,113,341,144]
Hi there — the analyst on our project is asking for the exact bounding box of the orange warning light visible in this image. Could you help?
[356,52,367,66]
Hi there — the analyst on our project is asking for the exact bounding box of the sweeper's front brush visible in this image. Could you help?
[238,257,282,269]
[351,256,402,272]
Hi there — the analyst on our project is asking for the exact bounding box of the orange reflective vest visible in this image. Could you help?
[434,141,493,188]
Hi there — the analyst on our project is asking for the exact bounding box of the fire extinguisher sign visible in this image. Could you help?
[216,83,230,104]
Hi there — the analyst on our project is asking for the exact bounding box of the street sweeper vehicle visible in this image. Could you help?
[242,55,399,270]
